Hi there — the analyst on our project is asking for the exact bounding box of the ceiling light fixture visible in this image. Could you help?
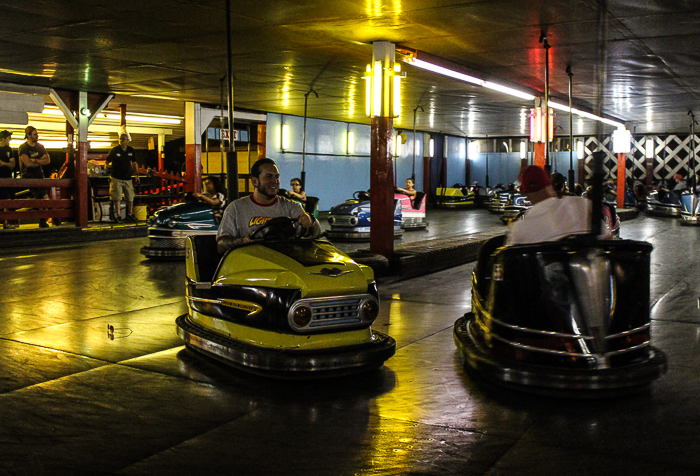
[403,56,625,129]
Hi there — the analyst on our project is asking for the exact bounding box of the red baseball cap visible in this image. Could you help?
[519,166,551,193]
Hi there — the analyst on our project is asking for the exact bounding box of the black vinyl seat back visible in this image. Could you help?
[487,238,652,334]
[412,192,425,210]
[305,196,319,215]
[474,235,506,296]
[189,235,221,283]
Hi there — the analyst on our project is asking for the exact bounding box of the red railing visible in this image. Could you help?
[0,179,75,222]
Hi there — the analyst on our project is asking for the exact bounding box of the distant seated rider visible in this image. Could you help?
[194,176,226,223]
[216,159,321,253]
[396,178,417,197]
[285,177,307,203]
[673,173,687,192]
[506,166,612,246]
[550,172,568,198]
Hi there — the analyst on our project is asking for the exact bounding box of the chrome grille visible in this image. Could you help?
[310,297,362,326]
[288,293,378,332]
[329,215,355,226]
[149,237,185,249]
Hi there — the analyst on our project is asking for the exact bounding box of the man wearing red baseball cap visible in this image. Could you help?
[506,165,610,245]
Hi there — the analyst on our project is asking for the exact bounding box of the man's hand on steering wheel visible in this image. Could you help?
[296,212,313,229]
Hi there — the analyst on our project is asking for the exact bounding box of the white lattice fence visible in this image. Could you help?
[582,134,700,182]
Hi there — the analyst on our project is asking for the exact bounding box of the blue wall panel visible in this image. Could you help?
[470,153,522,186]
[394,133,424,190]
[445,136,467,186]
[267,113,428,211]
[551,152,580,183]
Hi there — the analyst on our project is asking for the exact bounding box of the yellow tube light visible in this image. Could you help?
[365,64,372,117]
[281,124,290,150]
[372,61,382,117]
[393,63,401,123]
[348,131,355,155]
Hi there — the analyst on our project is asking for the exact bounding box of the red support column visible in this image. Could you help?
[534,142,546,169]
[185,144,201,193]
[369,116,394,260]
[617,152,626,209]
[74,142,88,227]
[258,123,267,159]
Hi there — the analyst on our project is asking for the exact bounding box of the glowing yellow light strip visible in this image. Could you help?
[365,65,372,117]
[372,61,382,117]
[393,63,401,122]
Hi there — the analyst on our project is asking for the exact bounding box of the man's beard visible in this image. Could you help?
[257,184,277,199]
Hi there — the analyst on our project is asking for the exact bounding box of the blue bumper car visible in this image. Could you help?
[680,191,700,225]
[141,200,218,259]
[326,191,403,241]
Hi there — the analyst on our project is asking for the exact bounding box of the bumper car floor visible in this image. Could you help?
[0,210,697,475]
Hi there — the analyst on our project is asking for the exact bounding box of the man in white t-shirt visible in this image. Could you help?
[506,165,611,246]
[216,158,321,253]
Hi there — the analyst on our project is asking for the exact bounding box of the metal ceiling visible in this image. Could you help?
[1,0,699,138]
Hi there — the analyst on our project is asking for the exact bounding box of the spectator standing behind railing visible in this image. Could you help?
[0,130,15,229]
[105,132,140,223]
[19,126,55,228]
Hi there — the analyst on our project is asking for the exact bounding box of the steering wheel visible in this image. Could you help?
[353,190,370,201]
[250,216,301,241]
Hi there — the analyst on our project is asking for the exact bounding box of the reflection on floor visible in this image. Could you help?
[0,210,697,475]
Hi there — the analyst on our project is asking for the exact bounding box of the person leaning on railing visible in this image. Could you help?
[19,126,57,228]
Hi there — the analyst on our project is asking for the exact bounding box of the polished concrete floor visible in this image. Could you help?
[0,209,698,475]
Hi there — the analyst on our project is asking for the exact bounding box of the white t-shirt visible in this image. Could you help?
[506,196,608,246]
[216,195,304,242]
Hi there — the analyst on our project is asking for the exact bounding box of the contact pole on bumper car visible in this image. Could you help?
[368,41,403,261]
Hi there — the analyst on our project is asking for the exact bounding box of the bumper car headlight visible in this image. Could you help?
[166,218,177,228]
[292,305,312,327]
[361,300,379,321]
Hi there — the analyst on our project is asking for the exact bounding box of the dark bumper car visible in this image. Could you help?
[454,234,667,397]
[646,190,681,217]
[326,191,403,241]
[178,217,396,378]
[141,200,218,259]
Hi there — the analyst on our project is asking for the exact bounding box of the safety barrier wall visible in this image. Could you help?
[267,112,697,207]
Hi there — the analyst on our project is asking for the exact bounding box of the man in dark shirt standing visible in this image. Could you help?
[19,126,53,228]
[0,130,15,229]
[105,133,140,223]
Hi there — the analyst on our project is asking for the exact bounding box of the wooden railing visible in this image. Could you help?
[0,179,75,222]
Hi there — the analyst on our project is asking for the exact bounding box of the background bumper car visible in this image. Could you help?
[434,184,476,209]
[679,192,700,225]
[487,190,514,214]
[141,200,218,259]
[178,217,396,378]
[395,192,428,230]
[646,190,681,217]
[326,191,403,241]
[500,194,530,224]
[454,235,667,397]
